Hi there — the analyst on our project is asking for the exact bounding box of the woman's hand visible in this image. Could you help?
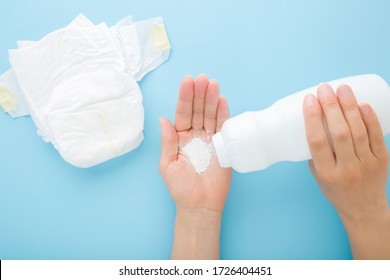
[303,84,390,259]
[159,74,232,259]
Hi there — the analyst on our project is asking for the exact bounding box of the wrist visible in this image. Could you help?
[341,207,390,259]
[171,207,223,260]
[339,205,390,229]
[176,207,223,225]
[175,207,223,239]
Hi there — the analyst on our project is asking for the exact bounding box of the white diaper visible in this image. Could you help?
[0,14,170,167]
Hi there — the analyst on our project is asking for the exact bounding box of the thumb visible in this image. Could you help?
[160,117,178,167]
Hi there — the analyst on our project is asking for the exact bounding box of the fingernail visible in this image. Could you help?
[184,74,193,79]
[337,84,352,99]
[317,83,332,97]
[360,104,371,116]
[304,94,316,106]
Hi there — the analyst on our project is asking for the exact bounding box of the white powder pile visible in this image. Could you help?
[181,137,212,174]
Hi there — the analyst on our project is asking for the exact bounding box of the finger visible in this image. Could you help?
[174,76,194,132]
[359,103,389,159]
[160,117,178,167]
[303,94,335,169]
[204,80,220,133]
[216,96,229,132]
[336,84,371,160]
[192,74,209,130]
[317,84,355,162]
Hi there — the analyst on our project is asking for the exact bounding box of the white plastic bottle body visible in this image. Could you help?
[212,74,390,173]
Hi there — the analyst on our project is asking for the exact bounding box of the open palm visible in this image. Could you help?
[159,75,232,212]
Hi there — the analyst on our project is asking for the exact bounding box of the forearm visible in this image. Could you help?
[171,207,222,260]
[341,208,390,259]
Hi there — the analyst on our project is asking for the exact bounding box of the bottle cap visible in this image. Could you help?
[212,132,231,168]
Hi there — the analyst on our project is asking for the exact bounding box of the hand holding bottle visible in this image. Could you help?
[303,84,390,259]
[213,74,390,172]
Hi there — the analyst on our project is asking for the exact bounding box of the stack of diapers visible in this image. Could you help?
[0,14,170,167]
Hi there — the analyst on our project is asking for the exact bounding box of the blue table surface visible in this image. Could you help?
[1,0,389,260]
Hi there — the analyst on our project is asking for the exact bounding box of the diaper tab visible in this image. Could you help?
[0,84,17,112]
[113,16,171,81]
[150,24,170,51]
[0,69,30,118]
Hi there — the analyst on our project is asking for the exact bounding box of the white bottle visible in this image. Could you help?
[212,74,390,173]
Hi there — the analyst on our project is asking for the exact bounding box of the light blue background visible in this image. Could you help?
[1,0,389,260]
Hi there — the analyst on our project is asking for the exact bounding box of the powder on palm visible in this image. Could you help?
[181,137,212,173]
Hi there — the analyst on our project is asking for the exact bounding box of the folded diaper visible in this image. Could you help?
[0,14,170,167]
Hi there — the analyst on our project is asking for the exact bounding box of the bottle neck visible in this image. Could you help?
[212,132,231,168]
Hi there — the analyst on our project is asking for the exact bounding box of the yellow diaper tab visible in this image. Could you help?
[150,25,171,51]
[0,84,17,112]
